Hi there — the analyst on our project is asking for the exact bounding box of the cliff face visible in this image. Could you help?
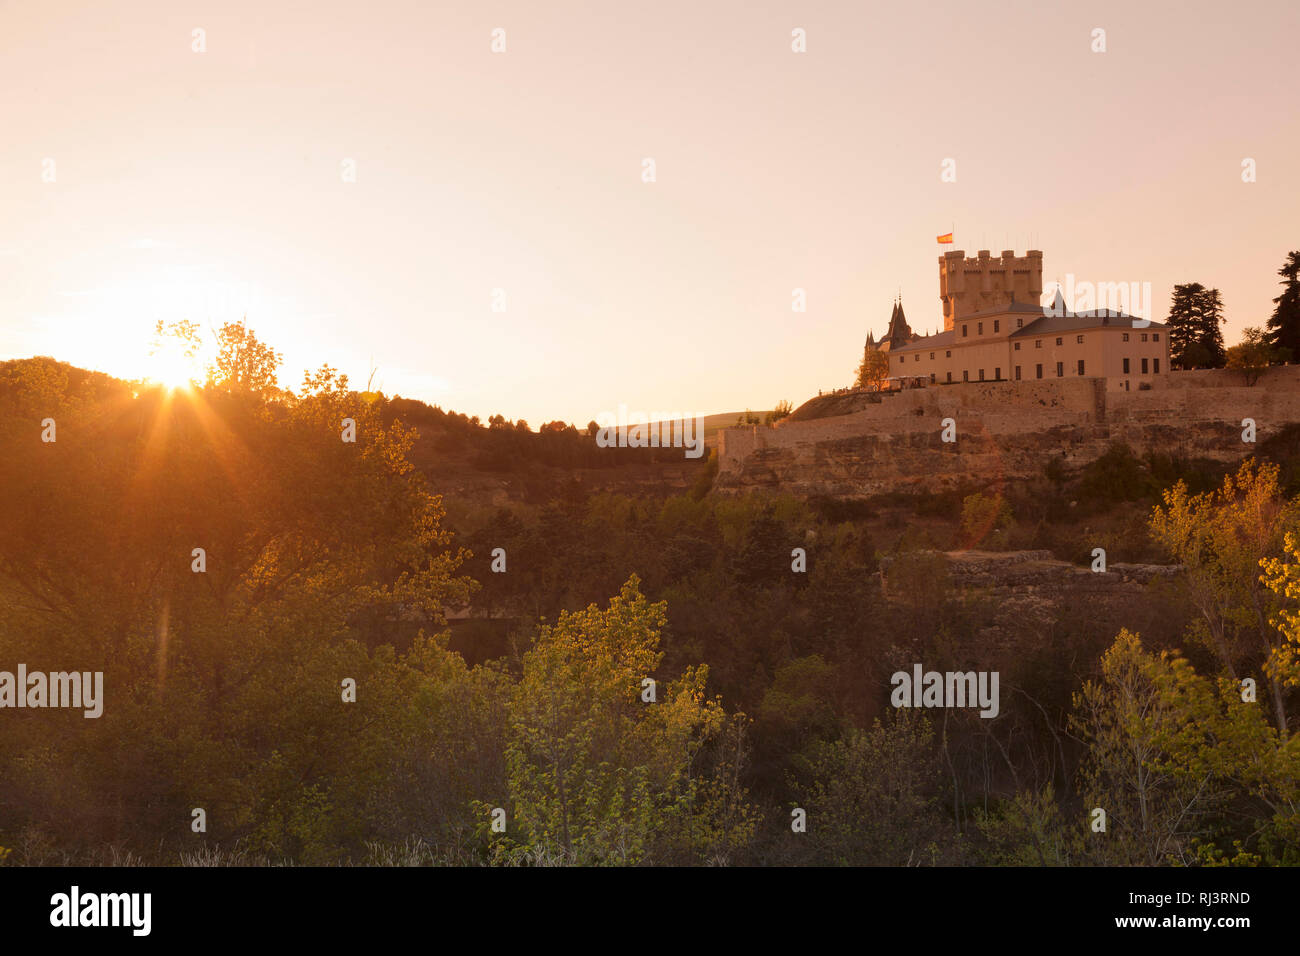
[716,369,1300,498]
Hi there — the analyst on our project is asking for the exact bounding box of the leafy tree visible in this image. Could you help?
[1070,631,1231,865]
[1265,251,1300,358]
[1177,341,1213,371]
[856,348,890,390]
[1226,327,1285,385]
[1078,442,1157,504]
[151,319,202,362]
[1148,459,1297,730]
[971,785,1076,866]
[502,576,750,864]
[765,399,793,425]
[207,319,284,395]
[960,492,1014,549]
[792,712,951,865]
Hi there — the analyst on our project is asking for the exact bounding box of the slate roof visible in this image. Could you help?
[890,329,957,352]
[1011,310,1167,337]
[889,305,1164,354]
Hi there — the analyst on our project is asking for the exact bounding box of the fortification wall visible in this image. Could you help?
[716,368,1300,498]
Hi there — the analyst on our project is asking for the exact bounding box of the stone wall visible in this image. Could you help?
[715,367,1300,498]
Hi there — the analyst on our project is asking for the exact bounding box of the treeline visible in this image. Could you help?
[382,396,699,472]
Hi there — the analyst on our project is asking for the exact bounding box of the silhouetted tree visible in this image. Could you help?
[1266,251,1300,359]
[1166,284,1226,368]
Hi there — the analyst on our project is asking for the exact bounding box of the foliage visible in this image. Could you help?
[1265,251,1300,359]
[856,348,890,391]
[1148,459,1297,730]
[765,400,793,425]
[1166,283,1226,369]
[1225,327,1285,385]
[959,492,1014,549]
[791,712,951,865]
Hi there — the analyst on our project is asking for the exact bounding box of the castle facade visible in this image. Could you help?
[868,250,1169,391]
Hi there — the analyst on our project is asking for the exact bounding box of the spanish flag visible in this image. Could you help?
[937,233,953,244]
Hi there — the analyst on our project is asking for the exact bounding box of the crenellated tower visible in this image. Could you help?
[938,249,1043,330]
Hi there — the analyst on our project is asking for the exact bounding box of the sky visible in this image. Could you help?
[2,0,1298,425]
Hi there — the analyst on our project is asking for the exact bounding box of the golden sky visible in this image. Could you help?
[2,0,1297,424]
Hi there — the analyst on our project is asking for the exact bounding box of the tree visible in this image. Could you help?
[765,400,793,425]
[792,712,951,865]
[1148,459,1297,731]
[856,348,890,390]
[151,319,202,361]
[1166,283,1226,368]
[502,576,750,864]
[1070,631,1231,865]
[1266,251,1300,359]
[960,492,1014,549]
[1226,327,1283,385]
[1177,341,1213,370]
[207,318,283,395]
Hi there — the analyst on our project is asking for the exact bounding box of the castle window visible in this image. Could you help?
[1016,318,1023,329]
[1076,335,1084,344]
[1141,333,1149,342]
[1055,337,1063,346]
[963,370,969,382]
[914,354,919,362]
[962,325,968,337]
[1153,333,1160,342]
[1035,340,1042,349]
[1154,358,1160,373]
[1036,364,1043,379]
[978,369,985,381]
[1015,365,1021,380]
[977,322,984,335]
[945,350,951,358]
[994,320,1000,333]
[1123,358,1130,373]
[1056,362,1063,377]
[1014,342,1021,351]
[1141,358,1149,374]
[947,371,953,382]
[1122,333,1129,342]
[1077,359,1085,375]
[995,367,1001,380]
[930,352,935,360]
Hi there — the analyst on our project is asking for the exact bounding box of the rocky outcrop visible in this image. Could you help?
[881,549,1181,591]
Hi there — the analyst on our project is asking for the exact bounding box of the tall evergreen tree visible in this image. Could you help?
[1266,251,1300,360]
[1200,287,1226,367]
[1166,283,1226,369]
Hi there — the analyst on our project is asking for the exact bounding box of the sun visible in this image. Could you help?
[145,343,202,390]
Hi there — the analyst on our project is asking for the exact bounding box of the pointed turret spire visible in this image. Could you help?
[886,295,913,347]
[1047,286,1068,317]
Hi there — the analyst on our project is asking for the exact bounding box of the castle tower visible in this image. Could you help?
[938,249,1043,330]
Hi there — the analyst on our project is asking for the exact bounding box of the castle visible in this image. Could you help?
[865,250,1169,392]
